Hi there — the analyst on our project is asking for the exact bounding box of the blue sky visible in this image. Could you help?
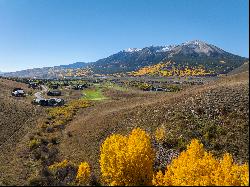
[0,0,249,72]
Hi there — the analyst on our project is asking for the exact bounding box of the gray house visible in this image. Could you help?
[12,88,25,97]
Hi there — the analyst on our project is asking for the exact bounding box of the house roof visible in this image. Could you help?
[13,90,24,94]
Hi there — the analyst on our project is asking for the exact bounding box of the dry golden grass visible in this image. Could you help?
[0,78,46,185]
[0,71,248,185]
[58,72,249,179]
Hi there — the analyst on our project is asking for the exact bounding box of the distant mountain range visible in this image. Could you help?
[3,40,248,78]
[55,62,88,69]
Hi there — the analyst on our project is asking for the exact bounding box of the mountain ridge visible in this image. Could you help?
[3,40,248,78]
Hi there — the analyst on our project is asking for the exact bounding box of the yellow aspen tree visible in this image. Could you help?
[100,128,155,186]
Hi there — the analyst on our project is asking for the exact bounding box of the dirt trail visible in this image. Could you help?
[34,85,48,100]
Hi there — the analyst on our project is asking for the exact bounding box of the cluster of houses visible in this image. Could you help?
[108,79,181,92]
[34,89,64,106]
[9,78,94,107]
[107,77,205,92]
[48,82,89,90]
[11,86,65,108]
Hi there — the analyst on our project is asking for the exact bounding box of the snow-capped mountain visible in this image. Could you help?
[89,40,247,74]
[122,40,228,57]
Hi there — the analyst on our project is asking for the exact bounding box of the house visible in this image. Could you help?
[48,98,64,106]
[155,87,165,91]
[12,88,25,97]
[72,84,88,90]
[32,98,64,106]
[151,87,165,92]
[62,82,69,86]
[32,98,48,106]
[28,82,39,89]
[47,90,62,96]
[65,85,72,90]
[49,84,59,89]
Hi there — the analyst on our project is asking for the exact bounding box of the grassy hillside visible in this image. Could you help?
[58,72,249,181]
[228,61,249,75]
[0,79,43,146]
[0,71,248,185]
[0,79,45,185]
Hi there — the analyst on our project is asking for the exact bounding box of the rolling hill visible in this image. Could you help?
[2,62,89,79]
[228,61,249,75]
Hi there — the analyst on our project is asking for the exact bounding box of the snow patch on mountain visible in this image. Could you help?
[124,48,142,52]
[177,40,225,56]
[156,45,177,52]
[183,40,204,45]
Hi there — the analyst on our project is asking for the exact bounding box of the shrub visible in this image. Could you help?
[100,128,155,186]
[50,136,59,145]
[47,99,90,128]
[152,139,249,186]
[155,126,167,143]
[49,160,69,171]
[48,160,78,185]
[29,139,41,149]
[28,175,45,186]
[76,162,91,185]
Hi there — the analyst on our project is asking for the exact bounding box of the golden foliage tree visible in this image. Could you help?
[100,128,155,186]
[152,139,249,186]
[130,61,213,77]
[76,162,91,185]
